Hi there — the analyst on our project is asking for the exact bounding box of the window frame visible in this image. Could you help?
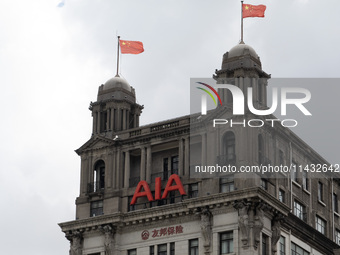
[189,238,199,255]
[316,215,326,235]
[220,176,234,193]
[220,231,233,254]
[90,200,103,217]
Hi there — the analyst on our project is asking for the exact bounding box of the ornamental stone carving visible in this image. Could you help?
[200,207,212,254]
[102,224,115,255]
[66,230,83,255]
[253,203,265,250]
[234,201,251,246]
[271,214,285,255]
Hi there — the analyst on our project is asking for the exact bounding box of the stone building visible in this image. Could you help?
[59,42,340,255]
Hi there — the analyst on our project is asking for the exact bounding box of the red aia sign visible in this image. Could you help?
[130,174,186,205]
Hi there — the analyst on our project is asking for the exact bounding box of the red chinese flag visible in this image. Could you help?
[119,40,144,54]
[242,4,266,18]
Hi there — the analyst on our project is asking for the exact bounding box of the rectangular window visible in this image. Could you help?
[163,158,169,180]
[150,246,154,255]
[170,242,175,255]
[291,242,309,255]
[279,189,285,203]
[88,253,101,255]
[90,200,103,217]
[128,249,137,255]
[279,236,285,255]
[171,155,179,175]
[262,234,268,255]
[279,150,284,166]
[318,182,324,201]
[334,193,339,213]
[189,239,199,255]
[158,244,167,255]
[292,162,298,182]
[220,231,233,254]
[336,229,340,245]
[302,170,308,190]
[316,215,326,235]
[220,176,234,193]
[293,200,306,221]
[261,178,268,191]
[189,183,199,198]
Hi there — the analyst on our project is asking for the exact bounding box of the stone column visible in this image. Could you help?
[184,137,190,176]
[106,151,113,189]
[134,114,137,128]
[140,147,146,181]
[97,111,101,133]
[146,146,152,183]
[107,109,110,131]
[111,150,116,189]
[115,149,121,189]
[117,109,121,131]
[111,108,115,131]
[122,109,127,130]
[124,150,130,188]
[80,156,87,195]
[88,154,93,191]
[93,111,97,134]
[178,138,184,176]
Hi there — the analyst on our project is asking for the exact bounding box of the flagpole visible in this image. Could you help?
[241,1,244,44]
[116,35,120,76]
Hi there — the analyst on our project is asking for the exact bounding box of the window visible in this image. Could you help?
[279,150,284,166]
[220,176,234,193]
[91,160,105,192]
[189,183,198,198]
[279,189,285,203]
[163,158,169,180]
[223,132,235,162]
[261,179,268,191]
[158,244,167,255]
[171,156,179,175]
[90,200,103,217]
[293,200,306,221]
[292,162,298,183]
[334,193,339,213]
[170,242,175,255]
[262,234,268,255]
[88,253,100,255]
[189,239,199,255]
[128,196,135,212]
[336,229,340,245]
[150,246,154,255]
[100,110,108,132]
[318,182,324,201]
[128,249,137,255]
[302,170,308,190]
[258,134,264,164]
[291,242,309,255]
[220,231,233,254]
[316,215,326,235]
[279,236,285,255]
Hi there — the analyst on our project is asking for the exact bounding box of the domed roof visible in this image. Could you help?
[103,74,131,92]
[228,43,258,58]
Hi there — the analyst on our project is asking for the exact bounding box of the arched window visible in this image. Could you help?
[258,134,264,164]
[94,160,105,191]
[223,131,236,162]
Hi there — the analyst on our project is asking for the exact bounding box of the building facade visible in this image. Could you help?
[59,43,340,255]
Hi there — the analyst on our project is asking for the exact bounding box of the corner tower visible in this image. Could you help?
[90,74,143,138]
[214,42,271,109]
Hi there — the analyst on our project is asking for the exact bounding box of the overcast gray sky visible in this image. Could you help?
[0,0,339,254]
